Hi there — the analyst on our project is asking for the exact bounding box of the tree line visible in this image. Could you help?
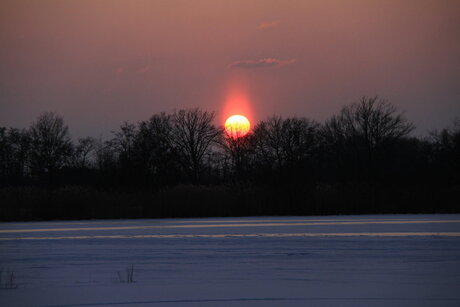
[1,97,459,220]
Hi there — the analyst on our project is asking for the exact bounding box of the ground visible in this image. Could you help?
[1,214,460,306]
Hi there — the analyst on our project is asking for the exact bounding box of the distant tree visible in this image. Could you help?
[95,140,117,173]
[250,116,320,176]
[105,122,138,183]
[0,127,17,183]
[430,118,460,182]
[110,122,137,162]
[322,115,348,180]
[5,128,31,181]
[0,127,8,179]
[341,96,414,147]
[218,129,251,180]
[71,137,97,169]
[247,121,271,170]
[0,127,29,183]
[171,108,220,182]
[133,113,180,185]
[323,96,414,181]
[28,112,72,181]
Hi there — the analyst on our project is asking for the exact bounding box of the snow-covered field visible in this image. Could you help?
[1,214,460,306]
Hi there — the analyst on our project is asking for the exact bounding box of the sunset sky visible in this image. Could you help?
[1,0,459,137]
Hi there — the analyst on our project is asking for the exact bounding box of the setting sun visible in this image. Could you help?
[225,115,250,138]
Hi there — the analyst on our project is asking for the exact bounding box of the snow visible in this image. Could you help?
[1,214,460,306]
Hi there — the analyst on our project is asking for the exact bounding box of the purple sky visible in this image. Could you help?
[1,0,459,138]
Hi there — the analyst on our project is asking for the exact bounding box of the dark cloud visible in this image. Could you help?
[229,58,296,69]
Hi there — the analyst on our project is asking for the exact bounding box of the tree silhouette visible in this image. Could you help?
[219,129,251,180]
[430,118,460,183]
[0,127,30,184]
[134,113,180,185]
[1,99,459,221]
[324,97,414,181]
[171,108,220,182]
[71,137,97,169]
[28,112,72,182]
[249,116,320,184]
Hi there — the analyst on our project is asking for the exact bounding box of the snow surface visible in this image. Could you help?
[1,214,460,306]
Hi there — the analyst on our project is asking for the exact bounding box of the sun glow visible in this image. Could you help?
[225,115,250,138]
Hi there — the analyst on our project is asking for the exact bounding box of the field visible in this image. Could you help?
[1,215,460,306]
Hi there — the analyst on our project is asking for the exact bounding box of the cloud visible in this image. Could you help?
[258,20,281,30]
[113,67,125,74]
[229,58,296,69]
[138,65,151,73]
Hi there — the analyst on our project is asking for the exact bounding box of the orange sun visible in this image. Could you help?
[225,115,250,139]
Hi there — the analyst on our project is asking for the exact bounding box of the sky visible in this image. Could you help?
[1,0,459,138]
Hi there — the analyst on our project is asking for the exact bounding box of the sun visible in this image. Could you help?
[225,115,250,139]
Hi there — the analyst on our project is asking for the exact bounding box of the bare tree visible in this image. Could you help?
[95,140,117,172]
[110,122,137,161]
[252,116,320,170]
[322,115,348,176]
[171,108,220,182]
[102,122,138,182]
[431,118,460,153]
[430,117,460,179]
[340,96,414,149]
[134,113,179,184]
[0,127,8,179]
[5,128,31,179]
[323,96,414,180]
[218,129,251,179]
[29,112,72,179]
[72,137,97,169]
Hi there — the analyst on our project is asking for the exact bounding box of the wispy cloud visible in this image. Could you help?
[138,65,151,73]
[258,20,281,30]
[113,67,125,74]
[229,58,296,69]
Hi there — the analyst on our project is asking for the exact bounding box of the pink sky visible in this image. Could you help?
[1,0,459,137]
